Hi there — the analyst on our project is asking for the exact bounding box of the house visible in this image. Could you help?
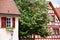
[49,1,60,21]
[0,0,20,40]
[47,7,60,38]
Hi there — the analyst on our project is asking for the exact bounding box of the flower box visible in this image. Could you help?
[6,27,13,31]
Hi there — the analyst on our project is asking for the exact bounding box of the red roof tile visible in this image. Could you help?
[55,8,60,14]
[55,8,60,20]
[0,0,20,15]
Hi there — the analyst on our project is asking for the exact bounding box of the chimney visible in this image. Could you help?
[0,0,20,15]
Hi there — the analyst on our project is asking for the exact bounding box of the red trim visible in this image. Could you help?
[1,17,6,28]
[12,17,15,28]
[59,25,60,27]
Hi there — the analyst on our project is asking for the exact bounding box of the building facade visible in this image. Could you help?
[0,0,20,40]
[47,7,60,38]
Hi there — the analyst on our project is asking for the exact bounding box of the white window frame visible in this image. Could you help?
[6,17,12,27]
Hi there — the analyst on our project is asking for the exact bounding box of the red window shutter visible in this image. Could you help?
[12,17,15,28]
[1,17,6,28]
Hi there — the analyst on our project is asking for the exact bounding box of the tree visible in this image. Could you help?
[15,0,51,38]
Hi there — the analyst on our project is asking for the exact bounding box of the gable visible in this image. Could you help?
[49,2,60,21]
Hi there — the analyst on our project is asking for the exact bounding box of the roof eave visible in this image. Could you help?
[0,13,21,16]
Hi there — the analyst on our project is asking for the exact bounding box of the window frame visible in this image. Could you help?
[53,28,59,35]
[6,17,12,27]
[51,15,55,22]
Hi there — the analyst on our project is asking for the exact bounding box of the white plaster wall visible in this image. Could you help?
[13,17,19,40]
[0,15,19,40]
[0,28,11,40]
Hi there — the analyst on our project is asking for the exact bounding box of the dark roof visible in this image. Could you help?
[0,0,20,15]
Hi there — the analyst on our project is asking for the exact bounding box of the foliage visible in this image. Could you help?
[6,27,13,31]
[15,0,51,38]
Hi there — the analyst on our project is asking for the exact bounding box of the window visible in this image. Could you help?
[6,18,12,27]
[51,15,55,22]
[53,28,59,35]
[48,10,54,13]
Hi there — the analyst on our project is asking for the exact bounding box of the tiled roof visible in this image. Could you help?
[55,8,60,14]
[0,0,20,15]
[55,8,60,20]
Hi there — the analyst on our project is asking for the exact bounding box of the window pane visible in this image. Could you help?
[51,15,55,22]
[6,18,11,27]
[54,28,59,34]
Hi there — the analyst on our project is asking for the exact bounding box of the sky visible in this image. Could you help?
[51,0,60,7]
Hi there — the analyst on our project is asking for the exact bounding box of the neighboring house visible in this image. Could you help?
[47,7,60,38]
[0,0,20,40]
[32,7,60,39]
[31,2,60,39]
